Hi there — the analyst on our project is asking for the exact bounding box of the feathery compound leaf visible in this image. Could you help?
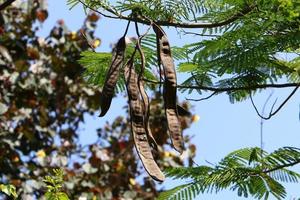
[79,51,112,86]
[159,147,300,200]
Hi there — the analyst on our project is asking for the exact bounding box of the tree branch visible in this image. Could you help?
[181,30,221,37]
[78,1,255,29]
[263,159,300,174]
[144,79,300,92]
[186,92,218,101]
[250,86,299,120]
[0,0,16,11]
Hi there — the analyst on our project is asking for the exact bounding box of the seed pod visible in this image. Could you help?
[177,104,191,117]
[125,58,165,182]
[135,37,158,149]
[153,24,184,154]
[138,80,158,150]
[99,37,126,117]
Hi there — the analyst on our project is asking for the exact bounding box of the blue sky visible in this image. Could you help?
[41,1,300,199]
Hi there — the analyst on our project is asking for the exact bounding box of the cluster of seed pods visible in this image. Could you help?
[99,24,183,182]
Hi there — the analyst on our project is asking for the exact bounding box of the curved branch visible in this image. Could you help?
[186,92,218,101]
[250,86,299,120]
[78,0,255,29]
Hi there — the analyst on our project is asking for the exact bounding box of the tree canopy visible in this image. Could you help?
[0,0,300,199]
[68,0,300,199]
[0,1,196,199]
[69,0,300,102]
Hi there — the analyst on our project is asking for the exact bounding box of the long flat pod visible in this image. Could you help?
[124,58,165,182]
[99,37,126,117]
[135,37,158,149]
[153,24,184,154]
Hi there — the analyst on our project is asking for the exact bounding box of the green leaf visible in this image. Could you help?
[177,63,198,72]
[57,192,69,200]
[79,51,112,86]
[0,184,17,199]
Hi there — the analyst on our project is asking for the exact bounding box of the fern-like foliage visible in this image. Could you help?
[177,0,300,101]
[69,0,300,102]
[79,34,189,93]
[158,147,300,200]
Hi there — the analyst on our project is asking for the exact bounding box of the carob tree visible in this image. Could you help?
[99,22,184,181]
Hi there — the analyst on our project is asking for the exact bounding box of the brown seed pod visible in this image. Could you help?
[99,37,126,117]
[135,36,158,149]
[153,24,184,154]
[125,58,165,182]
[138,80,158,149]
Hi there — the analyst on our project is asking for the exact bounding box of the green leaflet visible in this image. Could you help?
[79,51,112,86]
[0,184,17,199]
[177,63,198,72]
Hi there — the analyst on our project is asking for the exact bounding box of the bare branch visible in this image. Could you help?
[0,0,16,11]
[250,86,299,120]
[186,92,218,101]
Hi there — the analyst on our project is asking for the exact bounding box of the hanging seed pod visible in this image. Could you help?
[138,80,158,150]
[135,37,158,149]
[153,24,184,154]
[99,37,126,117]
[125,58,165,182]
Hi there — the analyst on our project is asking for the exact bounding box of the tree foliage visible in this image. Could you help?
[0,1,197,199]
[70,0,300,102]
[1,0,300,199]
[159,147,300,199]
[68,0,300,199]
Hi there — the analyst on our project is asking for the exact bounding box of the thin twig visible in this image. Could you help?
[263,159,300,174]
[259,90,274,160]
[123,20,131,37]
[250,86,299,120]
[186,92,218,101]
[0,0,16,11]
[78,0,120,19]
[182,30,221,37]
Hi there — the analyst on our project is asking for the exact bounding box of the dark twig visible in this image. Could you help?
[182,30,221,37]
[123,20,131,37]
[0,0,16,11]
[250,86,299,120]
[78,0,120,19]
[263,159,300,174]
[186,91,218,101]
